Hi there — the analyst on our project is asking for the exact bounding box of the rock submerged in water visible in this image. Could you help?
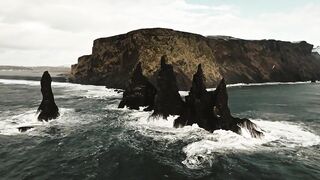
[37,71,59,121]
[18,126,34,133]
[152,56,184,117]
[118,62,157,110]
[119,57,263,138]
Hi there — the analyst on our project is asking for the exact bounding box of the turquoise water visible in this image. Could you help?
[0,79,319,180]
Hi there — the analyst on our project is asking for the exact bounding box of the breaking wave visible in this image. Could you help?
[0,79,122,99]
[0,108,102,136]
[179,81,316,96]
[123,109,320,169]
[1,78,320,171]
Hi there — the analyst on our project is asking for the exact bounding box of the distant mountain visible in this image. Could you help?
[0,66,70,82]
[0,66,32,71]
[0,66,69,72]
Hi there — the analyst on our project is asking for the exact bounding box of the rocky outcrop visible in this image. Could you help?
[70,28,320,90]
[174,64,215,129]
[37,71,59,121]
[174,65,263,137]
[212,78,263,137]
[152,56,184,117]
[118,62,157,110]
[117,59,262,137]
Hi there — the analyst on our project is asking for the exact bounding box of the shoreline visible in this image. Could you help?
[0,75,68,83]
[0,66,70,83]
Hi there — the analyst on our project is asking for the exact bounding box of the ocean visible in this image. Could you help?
[0,79,319,180]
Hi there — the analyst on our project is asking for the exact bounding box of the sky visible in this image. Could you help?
[0,0,319,66]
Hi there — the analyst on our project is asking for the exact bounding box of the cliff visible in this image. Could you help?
[70,28,320,90]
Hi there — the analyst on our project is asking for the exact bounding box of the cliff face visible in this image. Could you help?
[70,28,320,90]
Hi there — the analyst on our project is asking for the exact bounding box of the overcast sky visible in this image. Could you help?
[0,0,319,66]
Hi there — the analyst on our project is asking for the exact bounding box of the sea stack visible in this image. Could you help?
[152,56,184,117]
[37,71,59,121]
[118,62,157,110]
[174,65,263,137]
[174,64,216,129]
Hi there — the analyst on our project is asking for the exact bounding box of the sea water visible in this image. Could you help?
[0,79,319,179]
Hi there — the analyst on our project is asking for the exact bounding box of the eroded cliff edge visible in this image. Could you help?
[70,28,320,90]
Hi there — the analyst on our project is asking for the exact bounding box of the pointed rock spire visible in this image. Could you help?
[37,71,59,121]
[160,55,168,67]
[174,65,263,138]
[118,62,157,110]
[153,56,184,117]
[132,62,143,81]
[190,64,207,98]
[213,78,232,120]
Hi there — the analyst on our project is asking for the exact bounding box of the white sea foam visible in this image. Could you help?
[0,110,40,136]
[126,110,320,148]
[0,79,119,136]
[0,79,122,99]
[178,81,315,96]
[2,78,320,169]
[124,109,320,169]
[183,119,320,169]
[57,83,121,99]
[2,78,316,99]
[0,79,40,86]
[226,81,313,87]
[0,108,97,136]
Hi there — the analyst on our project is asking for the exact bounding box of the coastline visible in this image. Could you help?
[0,67,70,83]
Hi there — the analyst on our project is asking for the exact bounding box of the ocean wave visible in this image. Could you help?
[0,79,122,99]
[226,81,315,87]
[178,81,315,96]
[0,108,98,136]
[2,78,320,169]
[182,119,320,169]
[1,78,316,99]
[124,110,320,169]
[0,79,40,86]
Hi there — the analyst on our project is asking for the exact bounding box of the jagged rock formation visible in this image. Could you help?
[118,62,157,110]
[70,28,320,90]
[37,71,59,121]
[174,64,215,129]
[174,65,263,137]
[152,56,184,117]
[117,59,262,137]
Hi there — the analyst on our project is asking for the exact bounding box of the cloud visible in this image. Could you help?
[0,0,319,66]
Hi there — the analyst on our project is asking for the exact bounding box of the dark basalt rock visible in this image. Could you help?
[18,126,34,132]
[174,64,263,138]
[213,78,263,138]
[233,118,263,138]
[153,56,184,117]
[174,64,216,130]
[118,62,157,110]
[37,71,59,121]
